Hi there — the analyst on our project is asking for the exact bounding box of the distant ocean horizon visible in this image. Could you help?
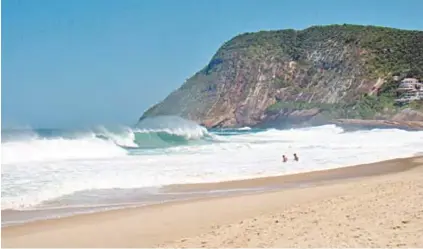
[2,115,423,225]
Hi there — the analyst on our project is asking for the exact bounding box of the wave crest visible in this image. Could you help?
[2,116,213,164]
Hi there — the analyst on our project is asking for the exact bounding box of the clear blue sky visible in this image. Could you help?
[2,0,423,128]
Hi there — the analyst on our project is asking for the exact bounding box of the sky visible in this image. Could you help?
[2,0,423,129]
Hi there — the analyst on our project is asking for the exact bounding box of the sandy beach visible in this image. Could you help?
[2,156,423,248]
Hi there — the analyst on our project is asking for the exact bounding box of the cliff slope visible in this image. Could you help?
[141,24,423,128]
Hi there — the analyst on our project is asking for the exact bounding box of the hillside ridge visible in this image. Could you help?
[141,24,423,128]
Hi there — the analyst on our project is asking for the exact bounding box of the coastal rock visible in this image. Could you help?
[260,108,323,128]
[141,25,423,128]
[333,119,423,130]
[392,108,423,122]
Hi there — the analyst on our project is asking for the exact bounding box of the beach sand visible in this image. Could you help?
[2,156,423,248]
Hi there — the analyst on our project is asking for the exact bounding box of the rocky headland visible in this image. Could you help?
[140,24,423,130]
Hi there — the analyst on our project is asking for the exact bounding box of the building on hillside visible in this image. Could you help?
[395,78,423,104]
[398,78,421,89]
[401,78,419,84]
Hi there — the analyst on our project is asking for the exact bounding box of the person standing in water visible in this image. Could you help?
[293,153,299,161]
[282,155,288,163]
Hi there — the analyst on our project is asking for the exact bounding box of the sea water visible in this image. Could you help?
[2,116,423,225]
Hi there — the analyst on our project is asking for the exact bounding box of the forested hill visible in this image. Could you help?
[141,24,423,128]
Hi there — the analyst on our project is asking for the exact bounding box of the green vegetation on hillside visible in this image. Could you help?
[267,76,423,120]
[142,24,423,125]
[274,74,421,120]
[268,79,398,118]
[298,25,423,77]
[253,25,423,119]
[219,24,423,79]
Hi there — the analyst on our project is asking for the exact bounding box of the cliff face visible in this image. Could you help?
[141,25,423,128]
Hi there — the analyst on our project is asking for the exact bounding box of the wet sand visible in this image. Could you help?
[164,156,421,192]
[2,156,423,247]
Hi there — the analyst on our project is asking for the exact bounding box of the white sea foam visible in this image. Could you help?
[1,137,128,164]
[134,126,209,140]
[1,123,211,164]
[2,124,423,210]
[135,115,210,140]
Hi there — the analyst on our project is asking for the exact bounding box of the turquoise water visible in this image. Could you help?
[2,120,265,154]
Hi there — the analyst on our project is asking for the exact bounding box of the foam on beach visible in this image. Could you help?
[2,122,423,214]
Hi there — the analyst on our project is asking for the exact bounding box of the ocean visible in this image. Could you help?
[2,116,423,226]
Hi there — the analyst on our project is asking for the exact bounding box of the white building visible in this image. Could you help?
[395,78,423,104]
[398,78,423,92]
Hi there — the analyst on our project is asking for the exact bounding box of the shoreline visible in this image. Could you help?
[1,185,272,228]
[2,155,419,227]
[2,155,423,247]
[163,155,421,192]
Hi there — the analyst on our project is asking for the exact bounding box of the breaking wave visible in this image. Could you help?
[1,116,214,164]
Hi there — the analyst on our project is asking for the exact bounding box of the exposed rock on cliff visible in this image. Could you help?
[392,108,423,122]
[141,24,423,128]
